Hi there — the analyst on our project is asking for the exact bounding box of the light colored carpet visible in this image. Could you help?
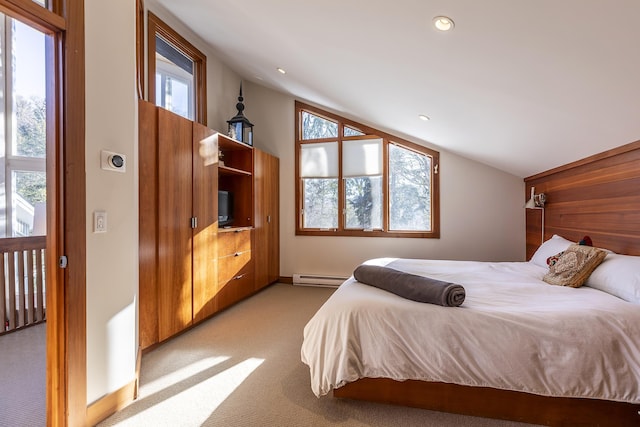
[99,284,539,427]
[0,322,46,427]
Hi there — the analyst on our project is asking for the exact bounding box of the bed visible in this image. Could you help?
[301,238,640,426]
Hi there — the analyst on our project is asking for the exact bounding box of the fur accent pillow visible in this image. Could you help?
[543,244,607,288]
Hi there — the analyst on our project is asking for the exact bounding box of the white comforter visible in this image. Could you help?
[301,258,640,403]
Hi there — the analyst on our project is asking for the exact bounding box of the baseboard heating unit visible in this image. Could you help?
[292,274,348,288]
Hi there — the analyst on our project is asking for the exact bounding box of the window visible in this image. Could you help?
[147,12,207,124]
[0,14,48,237]
[296,101,440,238]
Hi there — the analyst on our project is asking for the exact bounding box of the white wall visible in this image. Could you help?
[245,82,526,278]
[85,0,138,404]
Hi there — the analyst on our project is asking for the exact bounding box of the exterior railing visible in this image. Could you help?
[0,236,46,335]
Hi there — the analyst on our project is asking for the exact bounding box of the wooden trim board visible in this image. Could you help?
[86,379,137,426]
[86,346,141,425]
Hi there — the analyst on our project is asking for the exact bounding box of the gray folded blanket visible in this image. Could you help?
[353,264,466,307]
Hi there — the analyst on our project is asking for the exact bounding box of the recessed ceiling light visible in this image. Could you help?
[277,67,286,74]
[419,114,431,121]
[433,16,454,31]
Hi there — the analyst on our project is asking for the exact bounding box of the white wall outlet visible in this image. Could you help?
[101,150,126,173]
[94,210,107,233]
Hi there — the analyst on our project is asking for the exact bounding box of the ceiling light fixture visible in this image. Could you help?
[419,114,431,121]
[433,16,455,31]
[277,67,286,74]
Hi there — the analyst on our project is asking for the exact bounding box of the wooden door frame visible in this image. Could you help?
[57,0,86,425]
[0,1,87,426]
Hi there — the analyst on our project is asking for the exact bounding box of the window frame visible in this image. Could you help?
[295,101,440,238]
[136,0,144,99]
[147,11,207,124]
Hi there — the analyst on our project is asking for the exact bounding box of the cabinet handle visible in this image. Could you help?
[267,215,271,223]
[234,252,240,257]
[234,273,245,280]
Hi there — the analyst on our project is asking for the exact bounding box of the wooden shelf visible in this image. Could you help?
[218,132,253,177]
[219,164,252,176]
[218,226,253,233]
[218,133,252,151]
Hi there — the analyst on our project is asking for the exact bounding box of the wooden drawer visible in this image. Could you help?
[217,231,236,258]
[235,229,251,253]
[216,265,255,312]
[218,250,252,284]
[218,228,252,257]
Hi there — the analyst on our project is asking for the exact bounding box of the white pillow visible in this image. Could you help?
[529,234,573,267]
[585,253,640,304]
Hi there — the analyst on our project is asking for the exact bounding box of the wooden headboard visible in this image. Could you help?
[525,139,640,259]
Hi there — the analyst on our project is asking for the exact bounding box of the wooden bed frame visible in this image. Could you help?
[334,379,640,426]
[333,140,640,427]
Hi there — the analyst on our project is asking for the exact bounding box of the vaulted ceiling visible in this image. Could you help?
[154,0,640,178]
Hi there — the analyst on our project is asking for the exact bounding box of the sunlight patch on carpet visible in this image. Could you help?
[141,356,230,395]
[127,357,264,426]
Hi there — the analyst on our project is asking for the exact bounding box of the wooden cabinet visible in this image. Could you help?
[139,102,220,347]
[254,149,279,290]
[139,101,279,349]
[216,135,255,309]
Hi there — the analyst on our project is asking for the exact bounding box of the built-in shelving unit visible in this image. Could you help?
[217,133,254,228]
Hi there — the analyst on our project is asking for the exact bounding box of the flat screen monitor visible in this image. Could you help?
[218,190,233,227]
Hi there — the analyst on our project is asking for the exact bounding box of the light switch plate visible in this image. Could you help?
[94,210,107,233]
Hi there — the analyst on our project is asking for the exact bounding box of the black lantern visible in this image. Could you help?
[227,82,254,146]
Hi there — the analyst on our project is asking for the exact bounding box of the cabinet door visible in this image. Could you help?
[254,149,279,290]
[138,100,159,349]
[192,123,219,323]
[157,108,193,341]
[253,149,269,289]
[267,154,279,284]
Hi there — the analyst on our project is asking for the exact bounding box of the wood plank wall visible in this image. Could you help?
[524,140,640,259]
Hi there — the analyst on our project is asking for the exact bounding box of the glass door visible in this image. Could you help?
[0,11,51,427]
